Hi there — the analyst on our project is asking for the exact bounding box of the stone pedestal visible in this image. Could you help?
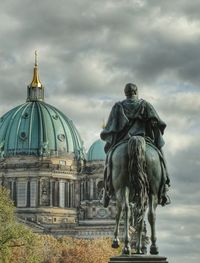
[109,255,168,263]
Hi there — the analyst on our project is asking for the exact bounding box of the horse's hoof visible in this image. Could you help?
[142,246,147,254]
[150,245,159,255]
[112,239,120,249]
[122,245,131,255]
[134,248,144,255]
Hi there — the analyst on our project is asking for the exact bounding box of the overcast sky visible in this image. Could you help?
[0,0,200,262]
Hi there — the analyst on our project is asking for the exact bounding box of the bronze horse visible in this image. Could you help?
[110,135,162,255]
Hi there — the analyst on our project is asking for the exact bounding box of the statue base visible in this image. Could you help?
[109,255,168,263]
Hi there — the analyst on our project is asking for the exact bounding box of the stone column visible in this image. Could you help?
[59,180,65,208]
[71,181,74,207]
[81,181,84,201]
[82,181,84,201]
[38,179,40,207]
[67,181,70,207]
[74,180,80,208]
[11,180,15,200]
[82,180,85,201]
[80,181,82,201]
[85,180,87,200]
[69,181,74,208]
[85,179,89,200]
[93,179,97,200]
[49,180,53,207]
[65,182,68,207]
[30,179,37,207]
[90,178,94,200]
[73,181,76,207]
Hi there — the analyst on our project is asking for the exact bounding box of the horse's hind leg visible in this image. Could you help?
[122,187,131,255]
[148,195,159,254]
[112,199,122,248]
[135,215,145,254]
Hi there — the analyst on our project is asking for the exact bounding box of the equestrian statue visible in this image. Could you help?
[100,83,170,255]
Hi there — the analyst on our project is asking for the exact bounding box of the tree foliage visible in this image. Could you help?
[0,187,43,263]
[0,187,120,263]
[59,237,120,263]
[9,234,120,263]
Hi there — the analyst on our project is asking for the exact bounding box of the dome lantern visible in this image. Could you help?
[27,51,44,102]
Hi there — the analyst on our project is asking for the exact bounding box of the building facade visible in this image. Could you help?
[0,54,115,237]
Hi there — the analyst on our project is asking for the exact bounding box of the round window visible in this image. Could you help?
[20,132,27,140]
[57,134,65,142]
[23,112,29,119]
[52,114,59,120]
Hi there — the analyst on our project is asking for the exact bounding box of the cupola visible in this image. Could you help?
[27,51,44,102]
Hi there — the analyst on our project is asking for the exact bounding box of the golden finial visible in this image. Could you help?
[30,50,42,88]
[27,51,44,102]
[35,50,38,66]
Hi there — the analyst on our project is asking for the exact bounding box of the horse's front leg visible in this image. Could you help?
[112,199,122,248]
[122,187,131,255]
[148,195,159,255]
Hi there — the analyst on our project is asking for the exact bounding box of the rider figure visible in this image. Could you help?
[100,83,170,207]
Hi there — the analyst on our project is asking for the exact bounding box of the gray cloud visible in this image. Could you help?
[0,0,200,262]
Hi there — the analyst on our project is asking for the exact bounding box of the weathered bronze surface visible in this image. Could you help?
[101,83,170,256]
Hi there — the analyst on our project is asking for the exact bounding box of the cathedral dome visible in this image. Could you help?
[0,52,85,159]
[0,102,85,158]
[87,139,106,161]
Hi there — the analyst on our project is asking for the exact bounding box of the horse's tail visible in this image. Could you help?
[128,136,149,223]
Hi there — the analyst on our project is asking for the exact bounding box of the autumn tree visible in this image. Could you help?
[0,187,43,263]
[0,187,120,263]
[59,237,120,263]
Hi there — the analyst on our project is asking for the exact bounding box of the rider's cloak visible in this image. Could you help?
[100,99,166,153]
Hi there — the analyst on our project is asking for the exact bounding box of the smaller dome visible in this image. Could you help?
[87,139,106,161]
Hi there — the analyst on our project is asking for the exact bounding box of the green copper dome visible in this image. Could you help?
[0,53,85,159]
[87,139,106,161]
[0,101,85,158]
